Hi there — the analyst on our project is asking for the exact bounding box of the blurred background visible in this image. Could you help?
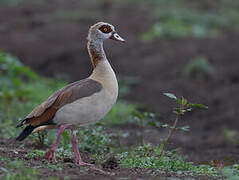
[0,0,239,163]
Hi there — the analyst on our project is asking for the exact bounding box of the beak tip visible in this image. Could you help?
[110,32,126,43]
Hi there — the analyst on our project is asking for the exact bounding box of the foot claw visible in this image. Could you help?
[75,160,93,166]
[45,149,57,163]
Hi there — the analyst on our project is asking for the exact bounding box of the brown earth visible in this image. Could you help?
[0,0,238,179]
[0,138,216,180]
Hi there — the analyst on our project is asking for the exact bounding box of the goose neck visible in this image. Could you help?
[87,40,106,68]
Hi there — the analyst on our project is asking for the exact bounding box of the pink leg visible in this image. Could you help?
[45,125,68,163]
[71,130,92,166]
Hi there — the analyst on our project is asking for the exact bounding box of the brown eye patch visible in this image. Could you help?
[99,25,112,34]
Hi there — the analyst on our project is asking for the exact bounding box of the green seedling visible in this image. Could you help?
[159,93,208,157]
[131,110,158,145]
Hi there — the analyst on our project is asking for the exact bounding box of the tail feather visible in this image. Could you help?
[16,118,29,128]
[16,125,36,141]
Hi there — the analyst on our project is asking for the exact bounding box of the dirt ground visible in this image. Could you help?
[0,138,217,180]
[0,0,238,179]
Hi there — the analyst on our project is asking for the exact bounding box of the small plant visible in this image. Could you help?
[183,56,215,80]
[159,93,208,157]
[131,110,158,145]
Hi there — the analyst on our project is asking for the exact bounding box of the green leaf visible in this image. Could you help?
[181,97,187,105]
[177,98,182,105]
[131,110,144,119]
[162,124,169,128]
[188,103,208,109]
[12,77,23,87]
[186,108,192,112]
[163,93,177,100]
[179,125,190,132]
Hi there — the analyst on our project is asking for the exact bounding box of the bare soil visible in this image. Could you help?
[0,138,216,180]
[0,0,238,179]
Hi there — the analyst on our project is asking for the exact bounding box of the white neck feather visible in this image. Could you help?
[90,60,118,99]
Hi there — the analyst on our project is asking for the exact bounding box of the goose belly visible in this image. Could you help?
[54,90,115,126]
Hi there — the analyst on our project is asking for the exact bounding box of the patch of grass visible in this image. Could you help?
[141,0,239,41]
[0,160,60,179]
[44,163,63,171]
[183,56,215,80]
[77,125,113,154]
[0,52,39,100]
[0,157,11,162]
[25,150,45,159]
[222,165,239,180]
[142,8,220,41]
[1,160,40,180]
[116,143,219,177]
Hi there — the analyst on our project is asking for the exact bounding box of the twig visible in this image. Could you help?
[158,107,181,157]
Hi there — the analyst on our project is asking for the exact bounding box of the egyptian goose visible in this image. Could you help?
[16,22,125,165]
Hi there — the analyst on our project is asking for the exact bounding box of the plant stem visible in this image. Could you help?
[118,131,123,151]
[159,113,180,157]
[140,118,145,145]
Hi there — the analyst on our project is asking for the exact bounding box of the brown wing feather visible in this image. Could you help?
[25,81,77,119]
[17,79,102,127]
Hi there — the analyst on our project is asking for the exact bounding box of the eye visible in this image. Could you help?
[99,25,112,34]
[103,27,108,32]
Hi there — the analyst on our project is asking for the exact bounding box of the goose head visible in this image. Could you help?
[88,22,125,43]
